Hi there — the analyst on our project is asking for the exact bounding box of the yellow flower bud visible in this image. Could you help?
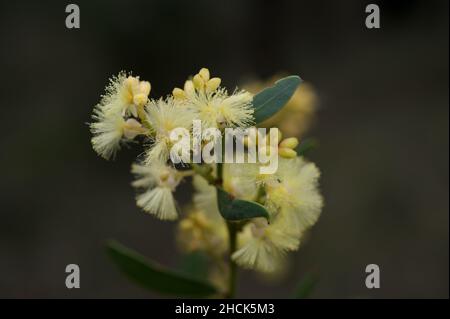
[279,137,299,149]
[133,93,148,107]
[206,77,221,92]
[184,80,195,95]
[139,81,151,96]
[172,87,186,100]
[193,74,205,90]
[279,147,297,159]
[198,68,210,81]
[124,76,138,89]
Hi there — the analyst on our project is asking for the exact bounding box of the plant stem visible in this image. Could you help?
[226,221,238,298]
[218,131,237,298]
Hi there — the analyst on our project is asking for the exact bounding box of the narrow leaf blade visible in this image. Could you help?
[178,252,209,281]
[217,188,269,221]
[106,240,217,297]
[252,75,302,123]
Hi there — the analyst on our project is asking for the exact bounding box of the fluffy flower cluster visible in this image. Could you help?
[90,68,254,218]
[90,72,151,159]
[181,157,323,273]
[228,157,323,272]
[172,68,254,129]
[90,68,323,275]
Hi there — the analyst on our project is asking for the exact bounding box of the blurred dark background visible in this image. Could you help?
[0,0,448,298]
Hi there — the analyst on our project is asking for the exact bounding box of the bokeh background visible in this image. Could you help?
[0,0,448,298]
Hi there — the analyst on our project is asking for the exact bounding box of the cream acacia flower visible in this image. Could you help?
[222,162,260,200]
[232,216,301,272]
[173,68,254,129]
[144,97,195,164]
[222,156,323,272]
[264,157,323,232]
[90,72,150,160]
[90,108,147,159]
[100,72,151,118]
[189,170,301,273]
[223,156,323,232]
[131,163,183,220]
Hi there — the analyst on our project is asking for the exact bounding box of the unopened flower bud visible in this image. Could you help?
[133,93,148,106]
[184,80,195,96]
[124,76,139,89]
[193,74,205,90]
[206,77,221,92]
[279,137,299,149]
[198,68,210,81]
[172,87,186,100]
[279,147,297,158]
[139,81,151,96]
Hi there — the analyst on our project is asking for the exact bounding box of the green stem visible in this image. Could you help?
[226,221,238,298]
[216,131,237,298]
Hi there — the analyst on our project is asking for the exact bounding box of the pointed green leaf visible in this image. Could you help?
[106,240,217,297]
[178,252,210,281]
[217,188,269,221]
[252,75,302,123]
